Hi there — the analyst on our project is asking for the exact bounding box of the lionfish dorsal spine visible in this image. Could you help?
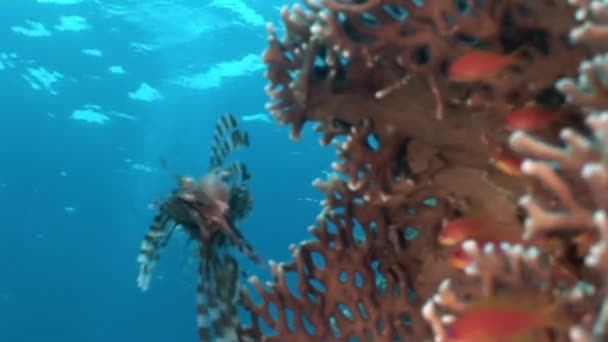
[209,113,250,172]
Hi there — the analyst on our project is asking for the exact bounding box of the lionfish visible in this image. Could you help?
[136,113,259,341]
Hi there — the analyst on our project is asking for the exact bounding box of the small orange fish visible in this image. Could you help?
[504,105,560,131]
[448,49,524,83]
[446,296,566,341]
[438,218,488,246]
[448,245,472,270]
[491,146,524,177]
[481,134,525,177]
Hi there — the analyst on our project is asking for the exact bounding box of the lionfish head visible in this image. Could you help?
[197,172,230,212]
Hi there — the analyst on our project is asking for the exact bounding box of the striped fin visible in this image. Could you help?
[211,256,241,341]
[196,258,213,342]
[136,214,178,291]
[220,161,251,183]
[213,217,262,265]
[209,113,250,170]
[196,252,241,341]
[228,184,254,222]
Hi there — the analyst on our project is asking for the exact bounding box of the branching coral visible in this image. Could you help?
[507,1,608,339]
[265,0,586,145]
[263,0,591,231]
[422,241,593,341]
[238,153,453,340]
[135,113,257,341]
[420,1,608,341]
[237,118,530,340]
[234,0,598,341]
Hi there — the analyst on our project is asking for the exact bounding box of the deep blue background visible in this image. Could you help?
[0,1,333,341]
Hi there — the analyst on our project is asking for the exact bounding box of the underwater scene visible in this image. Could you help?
[3,0,608,341]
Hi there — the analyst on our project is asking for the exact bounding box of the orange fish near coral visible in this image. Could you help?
[491,146,524,177]
[504,105,561,131]
[439,217,524,248]
[448,245,472,270]
[448,49,524,83]
[481,134,525,178]
[446,296,566,341]
[438,218,488,246]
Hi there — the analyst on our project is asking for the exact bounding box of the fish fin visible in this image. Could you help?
[136,214,177,291]
[208,113,250,171]
[223,215,262,264]
[220,161,251,184]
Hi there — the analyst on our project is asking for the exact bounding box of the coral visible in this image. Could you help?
[423,241,593,341]
[135,113,258,341]
[507,1,608,338]
[421,1,608,340]
[237,0,602,341]
[265,0,586,141]
[261,0,592,235]
[135,0,608,341]
[237,117,528,340]
[238,151,453,340]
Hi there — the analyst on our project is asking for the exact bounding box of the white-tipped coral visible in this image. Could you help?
[507,1,608,338]
[422,241,585,341]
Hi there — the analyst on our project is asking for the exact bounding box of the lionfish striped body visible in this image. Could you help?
[136,113,258,341]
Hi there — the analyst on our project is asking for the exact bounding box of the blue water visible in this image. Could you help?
[0,1,333,341]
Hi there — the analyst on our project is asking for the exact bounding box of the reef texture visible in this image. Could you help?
[236,0,608,341]
[509,1,608,339]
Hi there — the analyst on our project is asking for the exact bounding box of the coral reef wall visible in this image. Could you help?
[232,0,608,341]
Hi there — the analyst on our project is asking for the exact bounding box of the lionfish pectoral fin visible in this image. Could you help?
[222,216,262,265]
[136,215,175,291]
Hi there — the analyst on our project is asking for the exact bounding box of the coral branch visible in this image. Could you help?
[240,1,595,341]
[424,241,594,341]
[507,1,608,338]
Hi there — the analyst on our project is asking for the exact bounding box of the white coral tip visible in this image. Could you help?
[520,159,536,174]
[462,239,477,253]
[422,300,435,318]
[441,314,456,324]
[512,244,524,255]
[525,246,539,259]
